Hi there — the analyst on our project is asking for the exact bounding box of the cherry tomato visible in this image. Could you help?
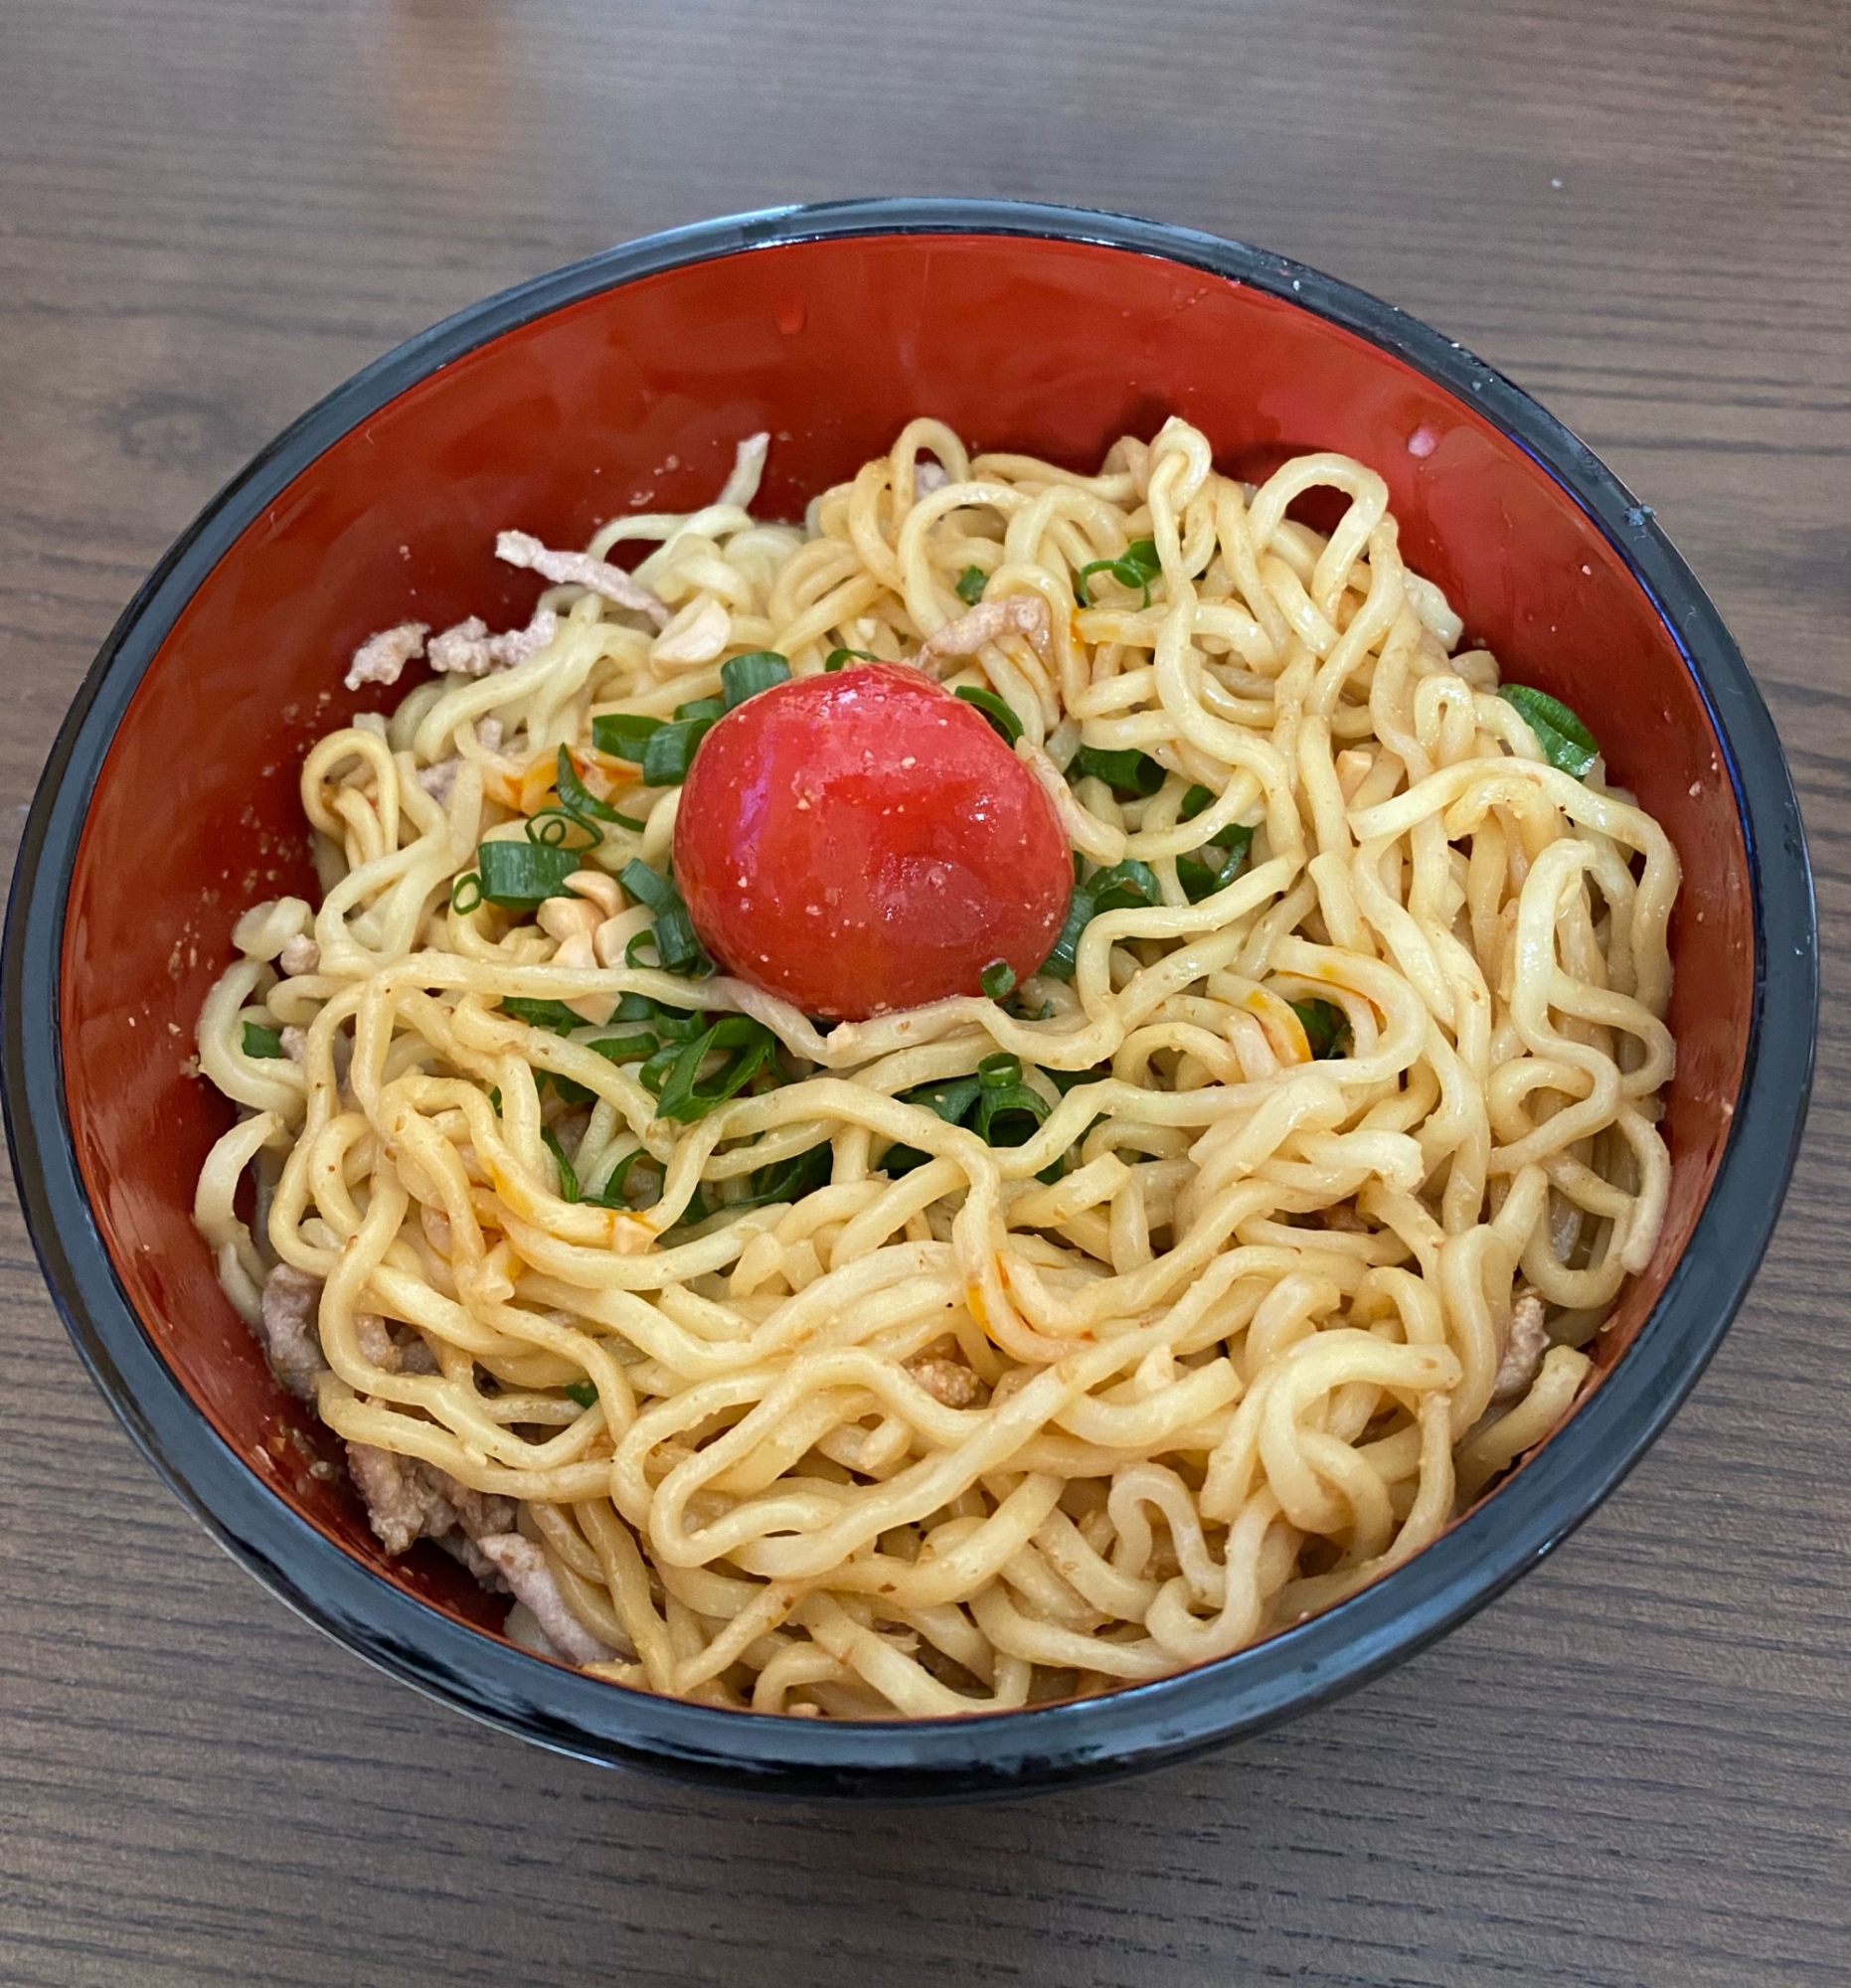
[674,663,1073,1020]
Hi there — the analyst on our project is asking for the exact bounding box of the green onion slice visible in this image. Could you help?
[825,647,878,671]
[541,1125,582,1203]
[586,1032,657,1065]
[619,860,708,973]
[1497,684,1600,779]
[554,746,643,829]
[586,1146,657,1210]
[1073,746,1165,796]
[979,957,1017,1000]
[590,712,663,762]
[954,565,987,606]
[1037,882,1094,981]
[885,1063,1055,1179]
[651,1014,779,1123]
[721,650,792,708]
[640,716,713,786]
[1290,997,1352,1062]
[562,1381,597,1408]
[908,1077,984,1127]
[973,1080,1049,1147]
[501,997,583,1036]
[1088,859,1161,912]
[955,685,1023,745]
[726,1141,833,1212]
[977,1052,1023,1088]
[1076,537,1161,607]
[243,1021,286,1060]
[1177,824,1256,904]
[613,991,706,1041]
[524,808,599,852]
[470,839,580,909]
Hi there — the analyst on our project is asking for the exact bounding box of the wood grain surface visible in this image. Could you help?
[2,2,1847,1982]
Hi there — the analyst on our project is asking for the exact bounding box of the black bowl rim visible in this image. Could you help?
[2,196,1819,1800]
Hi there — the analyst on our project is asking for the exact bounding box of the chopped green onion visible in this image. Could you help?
[618,860,708,974]
[541,1125,581,1203]
[954,565,987,606]
[979,957,1017,1000]
[1290,998,1352,1062]
[614,992,705,1041]
[563,1381,597,1408]
[619,860,677,913]
[825,647,878,671]
[1073,746,1165,797]
[1180,783,1215,821]
[955,685,1023,745]
[673,696,725,724]
[1177,824,1256,904]
[1088,859,1161,912]
[499,997,612,1095]
[471,839,580,909]
[524,808,599,852]
[591,712,664,762]
[243,1021,286,1060]
[501,997,583,1036]
[726,1141,833,1212]
[1497,684,1600,779]
[885,1063,1052,1176]
[450,873,483,914]
[973,1079,1049,1147]
[908,1077,984,1126]
[721,650,792,708]
[651,1013,779,1123]
[882,1076,981,1178]
[1037,882,1094,981]
[640,716,713,786]
[555,746,642,830]
[1076,537,1161,608]
[586,1032,657,1065]
[626,924,712,977]
[586,1146,656,1210]
[636,1036,684,1091]
[1035,851,1174,981]
[1044,1065,1109,1093]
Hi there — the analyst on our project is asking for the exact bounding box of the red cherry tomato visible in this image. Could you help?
[674,663,1073,1020]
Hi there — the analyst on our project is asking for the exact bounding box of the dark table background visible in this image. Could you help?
[3,3,1847,1982]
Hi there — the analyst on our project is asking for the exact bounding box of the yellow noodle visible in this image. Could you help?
[193,416,1680,1718]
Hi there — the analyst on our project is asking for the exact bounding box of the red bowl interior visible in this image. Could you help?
[60,234,1754,1644]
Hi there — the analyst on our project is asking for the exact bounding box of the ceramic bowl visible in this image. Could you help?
[3,199,1816,1798]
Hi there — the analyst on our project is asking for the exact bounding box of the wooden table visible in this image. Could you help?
[3,2,1846,1981]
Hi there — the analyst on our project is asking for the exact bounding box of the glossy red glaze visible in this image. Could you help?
[676,664,1072,1019]
[58,232,1755,1638]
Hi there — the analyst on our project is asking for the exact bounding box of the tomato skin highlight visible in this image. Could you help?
[673,664,1073,1020]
